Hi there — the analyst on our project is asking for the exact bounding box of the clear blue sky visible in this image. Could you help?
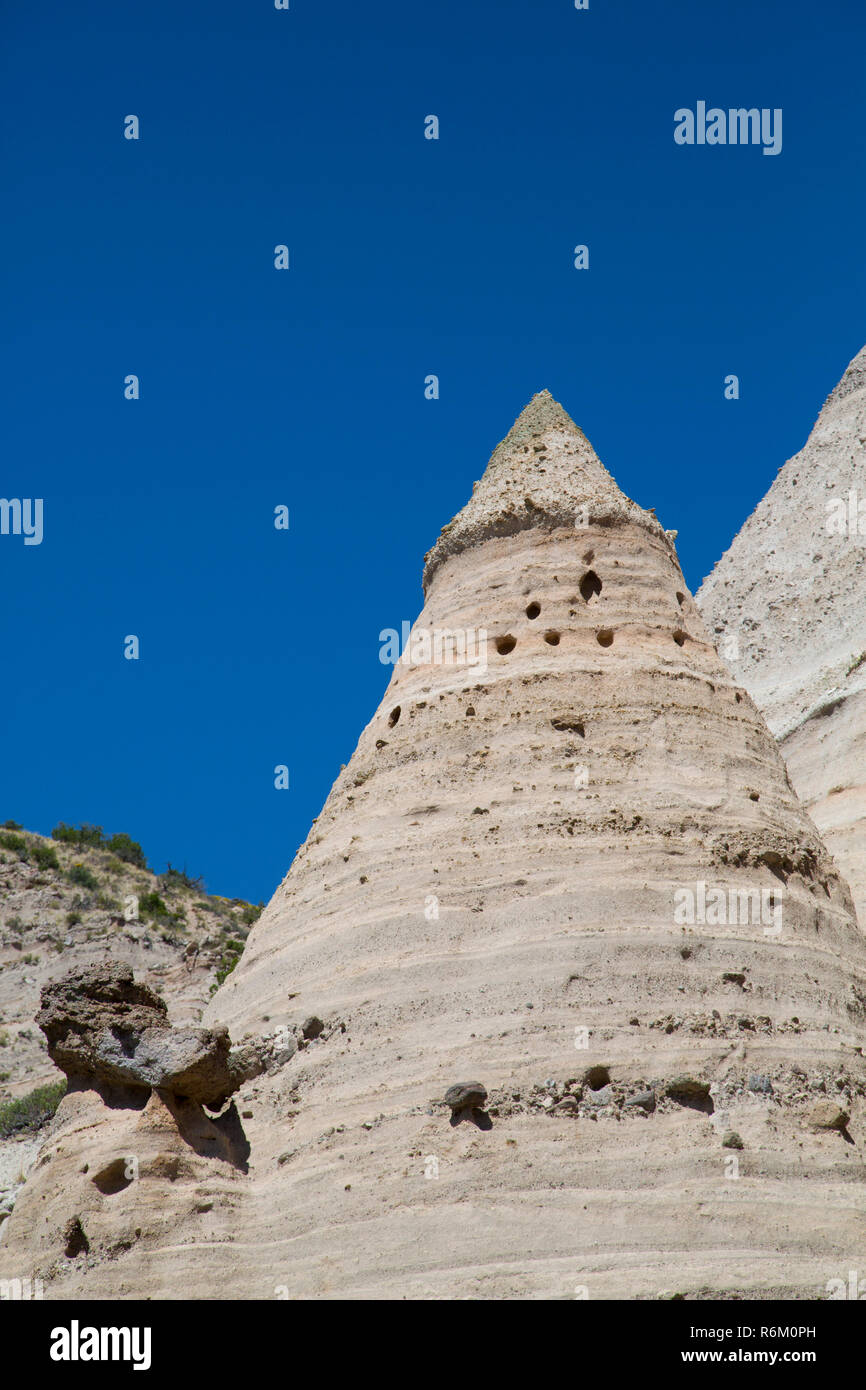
[2,0,864,902]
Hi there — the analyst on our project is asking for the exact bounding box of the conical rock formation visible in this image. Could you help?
[4,393,866,1300]
[423,389,667,588]
[697,346,866,927]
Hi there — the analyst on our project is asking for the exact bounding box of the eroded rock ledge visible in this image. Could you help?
[37,964,264,1109]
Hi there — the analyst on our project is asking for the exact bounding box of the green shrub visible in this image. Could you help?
[161,864,205,892]
[65,911,82,926]
[0,832,29,860]
[22,954,39,965]
[52,823,149,870]
[67,863,99,891]
[210,939,244,993]
[240,903,263,926]
[138,891,169,921]
[106,832,147,869]
[33,843,60,870]
[0,1031,9,1047]
[0,1080,67,1139]
[3,820,22,830]
[52,822,105,849]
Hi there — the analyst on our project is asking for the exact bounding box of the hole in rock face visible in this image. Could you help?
[64,1217,90,1259]
[673,630,686,647]
[543,631,561,646]
[676,591,685,606]
[583,548,595,564]
[584,1065,611,1091]
[91,1159,134,1196]
[735,693,742,704]
[496,635,517,655]
[525,602,541,620]
[596,628,614,648]
[551,716,584,737]
[465,705,476,717]
[580,570,602,603]
[388,706,401,728]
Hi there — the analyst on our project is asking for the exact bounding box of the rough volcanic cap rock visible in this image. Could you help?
[37,964,259,1107]
[443,1082,487,1113]
[696,345,866,925]
[423,389,674,590]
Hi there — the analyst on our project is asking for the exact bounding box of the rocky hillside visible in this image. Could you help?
[0,821,261,1104]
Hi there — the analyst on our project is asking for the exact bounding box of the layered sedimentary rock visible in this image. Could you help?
[697,346,866,928]
[4,392,866,1300]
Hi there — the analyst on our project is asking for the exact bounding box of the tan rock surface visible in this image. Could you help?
[697,346,866,927]
[3,393,866,1299]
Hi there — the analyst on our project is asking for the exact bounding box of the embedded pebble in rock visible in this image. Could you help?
[443,1082,488,1114]
[584,1085,616,1108]
[623,1090,656,1113]
[806,1100,850,1132]
[3,390,866,1300]
[748,1074,774,1095]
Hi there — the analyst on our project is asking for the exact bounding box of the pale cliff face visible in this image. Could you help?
[4,393,866,1301]
[697,347,866,927]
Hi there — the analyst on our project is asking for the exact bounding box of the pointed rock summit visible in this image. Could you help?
[5,393,866,1301]
[424,389,667,589]
[697,344,866,926]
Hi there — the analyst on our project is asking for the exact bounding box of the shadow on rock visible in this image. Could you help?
[65,1074,152,1111]
[449,1106,493,1130]
[665,1077,714,1115]
[158,1092,251,1172]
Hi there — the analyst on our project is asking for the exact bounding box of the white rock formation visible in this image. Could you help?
[697,346,866,928]
[4,392,866,1300]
